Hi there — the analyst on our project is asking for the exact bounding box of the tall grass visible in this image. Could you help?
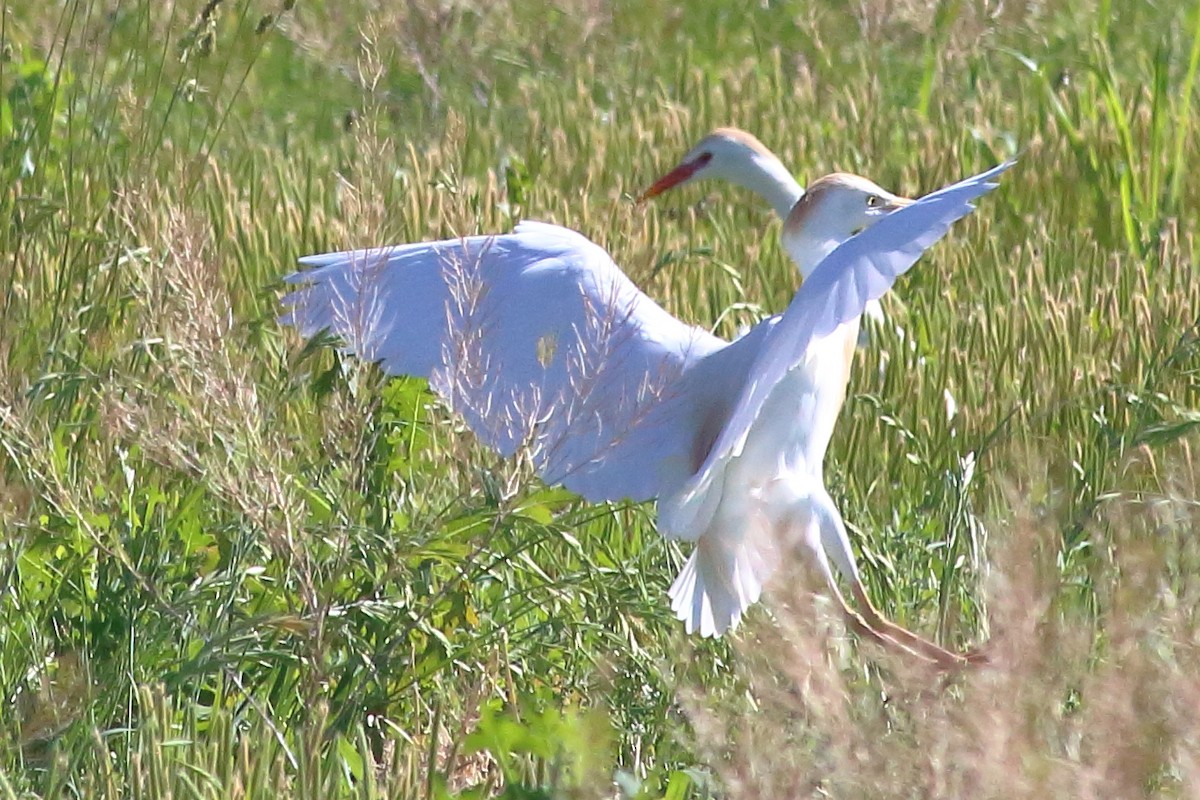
[1,0,1198,796]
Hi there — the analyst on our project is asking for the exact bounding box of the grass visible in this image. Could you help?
[1,0,1199,796]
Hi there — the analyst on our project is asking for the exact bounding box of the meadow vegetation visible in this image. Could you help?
[1,0,1199,796]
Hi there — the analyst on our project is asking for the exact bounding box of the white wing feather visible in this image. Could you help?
[281,221,743,503]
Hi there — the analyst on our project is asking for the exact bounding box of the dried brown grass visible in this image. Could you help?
[670,463,1200,798]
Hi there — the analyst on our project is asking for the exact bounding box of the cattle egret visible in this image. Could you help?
[639,127,888,330]
[641,131,956,657]
[280,162,1011,667]
[640,128,804,220]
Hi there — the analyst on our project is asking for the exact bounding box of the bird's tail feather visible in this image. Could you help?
[668,535,776,637]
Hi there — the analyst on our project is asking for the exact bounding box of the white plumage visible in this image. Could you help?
[280,161,1011,662]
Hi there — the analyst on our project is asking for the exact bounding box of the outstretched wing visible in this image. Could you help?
[659,162,1014,536]
[280,221,732,503]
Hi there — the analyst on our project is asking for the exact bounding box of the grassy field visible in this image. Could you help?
[2,0,1200,796]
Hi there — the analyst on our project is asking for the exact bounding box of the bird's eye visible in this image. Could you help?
[866,195,880,207]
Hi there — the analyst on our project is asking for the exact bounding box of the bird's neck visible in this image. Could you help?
[780,228,845,280]
[731,154,804,221]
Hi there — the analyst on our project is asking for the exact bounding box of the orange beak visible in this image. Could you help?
[637,154,712,203]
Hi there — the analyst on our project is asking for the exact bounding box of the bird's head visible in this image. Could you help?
[782,172,912,276]
[638,127,785,201]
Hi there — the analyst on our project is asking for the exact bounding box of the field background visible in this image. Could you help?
[2,0,1200,797]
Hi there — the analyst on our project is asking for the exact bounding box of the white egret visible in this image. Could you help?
[640,128,804,221]
[639,127,803,220]
[280,162,1011,667]
[641,130,951,655]
[638,127,888,330]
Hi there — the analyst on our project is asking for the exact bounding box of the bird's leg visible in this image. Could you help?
[846,581,974,670]
[819,575,939,665]
[788,487,981,669]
